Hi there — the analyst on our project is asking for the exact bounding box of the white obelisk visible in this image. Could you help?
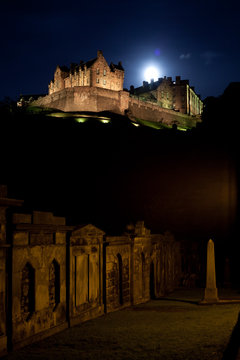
[202,239,219,303]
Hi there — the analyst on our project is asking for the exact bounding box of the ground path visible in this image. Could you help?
[3,289,240,360]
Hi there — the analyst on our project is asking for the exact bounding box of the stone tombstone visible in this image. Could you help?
[69,224,105,326]
[151,232,180,298]
[11,210,70,349]
[201,239,219,304]
[132,221,152,305]
[104,236,131,312]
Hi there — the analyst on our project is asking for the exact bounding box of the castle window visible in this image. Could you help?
[21,263,35,320]
[96,68,100,75]
[166,92,169,99]
[103,79,106,85]
[96,78,99,84]
[161,91,164,99]
[103,69,106,76]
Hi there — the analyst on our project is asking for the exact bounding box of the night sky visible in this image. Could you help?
[1,0,240,101]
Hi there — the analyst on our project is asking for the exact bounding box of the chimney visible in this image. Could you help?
[97,50,103,57]
[176,76,181,84]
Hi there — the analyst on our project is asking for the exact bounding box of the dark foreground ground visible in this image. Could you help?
[3,289,240,360]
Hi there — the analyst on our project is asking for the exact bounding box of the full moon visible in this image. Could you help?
[144,66,160,82]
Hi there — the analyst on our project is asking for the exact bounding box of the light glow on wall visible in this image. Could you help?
[76,118,88,123]
[100,119,111,124]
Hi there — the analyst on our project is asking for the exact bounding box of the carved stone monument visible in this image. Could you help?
[201,239,219,304]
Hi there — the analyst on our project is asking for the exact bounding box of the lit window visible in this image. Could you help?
[103,79,106,85]
[103,69,106,76]
[96,78,99,83]
[96,68,100,75]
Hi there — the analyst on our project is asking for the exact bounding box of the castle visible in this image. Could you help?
[49,50,124,94]
[33,50,203,129]
[130,75,203,116]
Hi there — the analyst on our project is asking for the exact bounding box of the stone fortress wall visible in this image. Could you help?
[35,86,130,114]
[0,185,181,356]
[34,87,201,128]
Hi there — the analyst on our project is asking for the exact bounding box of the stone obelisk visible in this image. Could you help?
[202,239,219,304]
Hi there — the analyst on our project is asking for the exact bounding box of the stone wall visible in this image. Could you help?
[0,185,23,356]
[128,97,201,128]
[33,87,201,129]
[0,246,7,357]
[0,186,181,354]
[34,87,129,115]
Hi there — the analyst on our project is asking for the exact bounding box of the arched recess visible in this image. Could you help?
[150,260,155,299]
[117,254,123,305]
[49,259,60,309]
[141,252,145,298]
[21,262,35,320]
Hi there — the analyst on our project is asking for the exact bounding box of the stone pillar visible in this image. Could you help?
[0,185,23,356]
[202,239,219,303]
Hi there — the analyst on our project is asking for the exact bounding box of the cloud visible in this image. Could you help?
[201,51,221,65]
[179,53,191,60]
